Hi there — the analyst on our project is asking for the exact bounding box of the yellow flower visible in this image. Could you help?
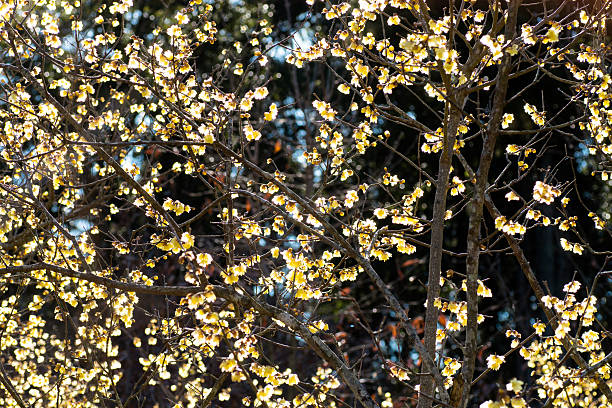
[506,144,520,154]
[167,25,182,37]
[555,320,570,339]
[264,103,277,121]
[220,357,237,372]
[486,354,505,370]
[243,124,262,141]
[240,96,253,111]
[313,100,336,120]
[501,113,514,129]
[563,281,581,293]
[374,208,388,219]
[524,103,546,126]
[308,320,328,333]
[233,63,244,75]
[545,25,560,43]
[286,373,299,385]
[390,365,410,380]
[176,13,189,25]
[505,191,520,201]
[387,15,400,26]
[181,232,194,249]
[477,280,492,297]
[344,189,359,208]
[196,253,212,267]
[447,321,460,331]
[338,83,350,94]
[253,86,269,100]
[533,181,560,204]
[354,63,369,77]
[533,322,546,335]
[223,272,239,284]
[506,378,524,393]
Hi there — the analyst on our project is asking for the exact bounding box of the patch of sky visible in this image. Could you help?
[388,338,401,354]
[253,285,272,296]
[268,26,315,62]
[574,142,590,173]
[230,165,243,179]
[229,0,245,8]
[497,310,510,330]
[69,218,93,237]
[61,27,100,58]
[293,25,315,49]
[0,73,9,89]
[125,9,143,28]
[19,142,35,158]
[12,171,28,187]
[285,234,301,250]
[282,109,307,129]
[134,111,153,130]
[60,37,78,55]
[291,127,309,168]
[59,188,85,213]
[295,12,311,23]
[379,339,387,354]
[267,46,290,62]
[293,108,307,125]
[121,148,144,182]
[313,167,322,184]
[293,148,306,167]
